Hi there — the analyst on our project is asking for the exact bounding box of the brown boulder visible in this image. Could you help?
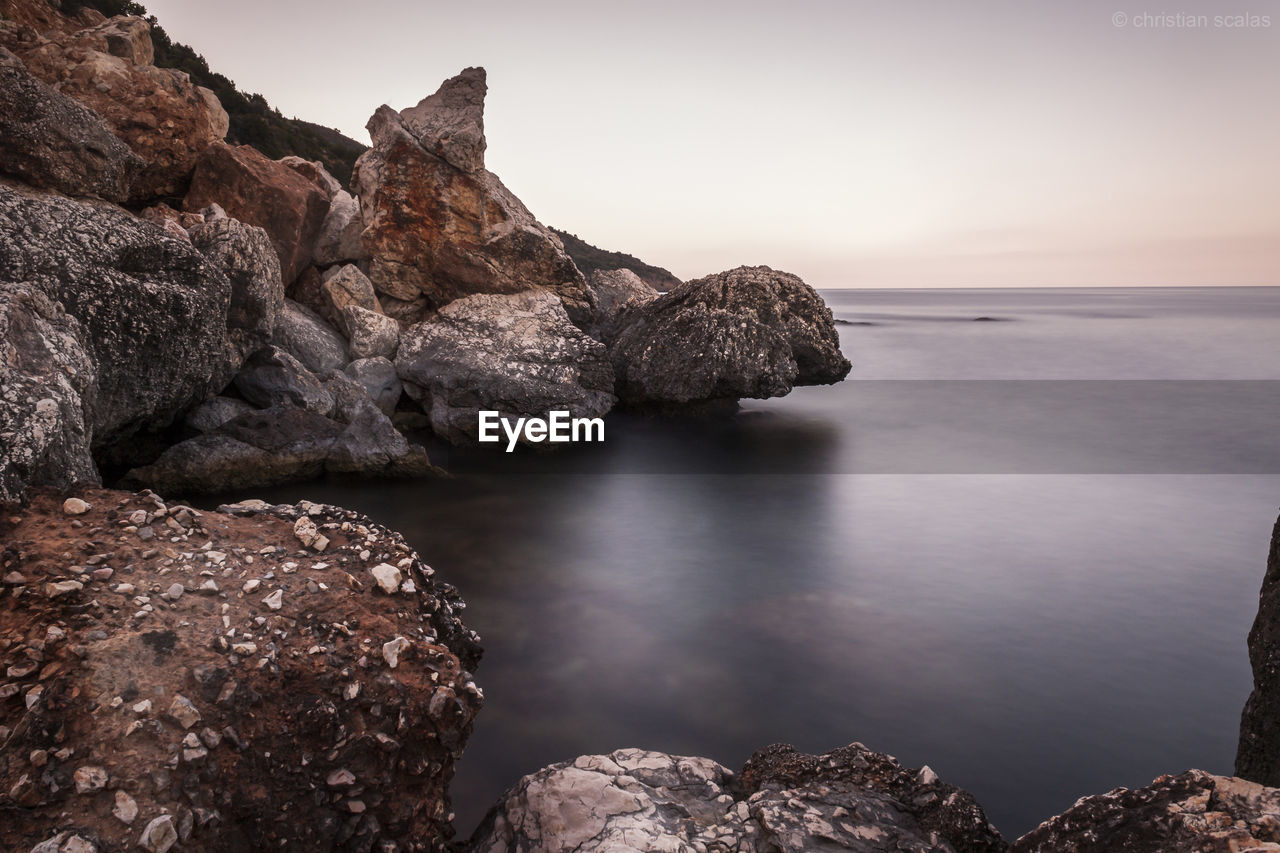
[353,68,595,327]
[185,142,331,286]
[11,15,228,202]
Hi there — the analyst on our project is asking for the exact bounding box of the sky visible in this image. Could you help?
[140,0,1279,288]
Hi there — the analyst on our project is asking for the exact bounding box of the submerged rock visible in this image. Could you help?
[610,265,851,406]
[469,743,1005,853]
[394,290,615,445]
[1237,512,1280,784]
[352,67,595,326]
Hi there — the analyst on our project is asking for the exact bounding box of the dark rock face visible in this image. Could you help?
[0,282,98,502]
[0,488,482,851]
[610,265,850,406]
[394,290,616,445]
[468,743,1005,853]
[187,217,284,364]
[184,142,330,286]
[271,298,350,374]
[1009,770,1280,852]
[232,346,334,415]
[352,68,596,327]
[0,50,142,202]
[0,183,240,452]
[1237,512,1280,784]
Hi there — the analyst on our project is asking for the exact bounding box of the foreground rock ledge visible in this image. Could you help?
[0,488,482,852]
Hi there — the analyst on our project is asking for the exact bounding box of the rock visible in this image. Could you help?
[553,227,684,292]
[0,282,98,502]
[0,184,244,459]
[382,636,410,668]
[0,51,142,201]
[188,217,284,363]
[1010,771,1280,852]
[343,357,402,416]
[586,268,658,343]
[1237,512,1280,783]
[61,497,91,515]
[45,580,83,598]
[278,156,340,199]
[469,743,1004,853]
[340,304,399,360]
[271,298,349,373]
[395,290,615,445]
[184,142,330,285]
[610,265,851,406]
[232,346,334,415]
[352,68,596,327]
[112,790,138,824]
[12,16,228,202]
[166,694,201,729]
[262,588,283,610]
[326,393,434,476]
[370,563,403,594]
[137,815,177,853]
[184,396,255,434]
[312,189,368,267]
[321,263,381,321]
[72,765,107,793]
[29,833,98,853]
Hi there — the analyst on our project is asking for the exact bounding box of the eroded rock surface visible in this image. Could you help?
[353,68,595,326]
[1237,512,1280,785]
[394,290,615,445]
[0,488,482,852]
[469,743,1005,853]
[611,265,851,406]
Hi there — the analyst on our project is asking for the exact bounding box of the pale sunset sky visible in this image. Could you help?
[141,0,1279,288]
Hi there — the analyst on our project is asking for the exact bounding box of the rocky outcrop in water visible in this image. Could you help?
[0,488,482,852]
[352,68,595,327]
[610,265,851,407]
[1,13,228,202]
[394,290,615,445]
[468,743,1005,853]
[1237,512,1280,784]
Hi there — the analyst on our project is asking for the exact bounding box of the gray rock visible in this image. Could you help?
[340,304,399,360]
[395,290,615,445]
[398,65,488,174]
[469,743,1005,853]
[586,267,658,343]
[271,298,349,373]
[1009,771,1280,852]
[233,346,334,415]
[610,265,851,406]
[322,263,381,319]
[313,189,368,267]
[0,184,243,454]
[0,51,142,202]
[138,814,177,853]
[344,357,402,416]
[0,282,99,502]
[1237,512,1280,784]
[188,216,284,363]
[184,396,255,433]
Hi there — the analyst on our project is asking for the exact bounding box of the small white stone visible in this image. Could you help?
[73,764,108,794]
[113,790,138,824]
[262,589,283,610]
[62,497,91,515]
[242,578,261,593]
[382,636,410,668]
[327,768,356,787]
[138,814,178,853]
[370,563,402,594]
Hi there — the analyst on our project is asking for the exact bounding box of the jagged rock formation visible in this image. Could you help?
[187,217,283,364]
[468,743,1005,853]
[1009,771,1280,852]
[0,11,228,202]
[611,265,851,406]
[394,290,615,445]
[0,488,482,852]
[352,68,595,327]
[0,47,142,202]
[586,268,658,344]
[184,143,331,286]
[1237,512,1280,784]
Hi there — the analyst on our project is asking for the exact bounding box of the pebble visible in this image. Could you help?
[165,582,184,600]
[327,768,356,787]
[370,563,403,594]
[138,814,178,853]
[62,497,91,515]
[45,580,84,598]
[242,578,261,593]
[3,571,27,584]
[262,589,283,610]
[113,790,139,824]
[382,636,410,668]
[167,694,201,729]
[73,764,108,793]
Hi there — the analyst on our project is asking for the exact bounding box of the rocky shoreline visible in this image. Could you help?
[3,0,1280,850]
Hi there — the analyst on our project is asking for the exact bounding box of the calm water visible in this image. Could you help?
[241,287,1280,840]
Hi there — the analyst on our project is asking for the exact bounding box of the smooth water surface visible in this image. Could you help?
[245,287,1280,839]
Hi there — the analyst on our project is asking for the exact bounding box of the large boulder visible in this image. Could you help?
[9,15,228,202]
[312,189,368,267]
[1010,771,1280,852]
[352,67,595,327]
[1237,512,1280,784]
[0,183,242,452]
[187,217,283,363]
[232,346,334,415]
[394,290,616,445]
[468,743,1005,853]
[184,142,330,286]
[610,265,851,406]
[0,48,142,202]
[0,489,481,850]
[0,282,97,502]
[270,298,349,373]
[340,304,399,361]
[344,357,402,416]
[586,267,658,344]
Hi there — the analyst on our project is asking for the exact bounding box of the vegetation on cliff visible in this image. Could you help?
[551,227,683,292]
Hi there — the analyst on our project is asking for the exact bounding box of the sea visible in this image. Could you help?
[241,286,1280,840]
